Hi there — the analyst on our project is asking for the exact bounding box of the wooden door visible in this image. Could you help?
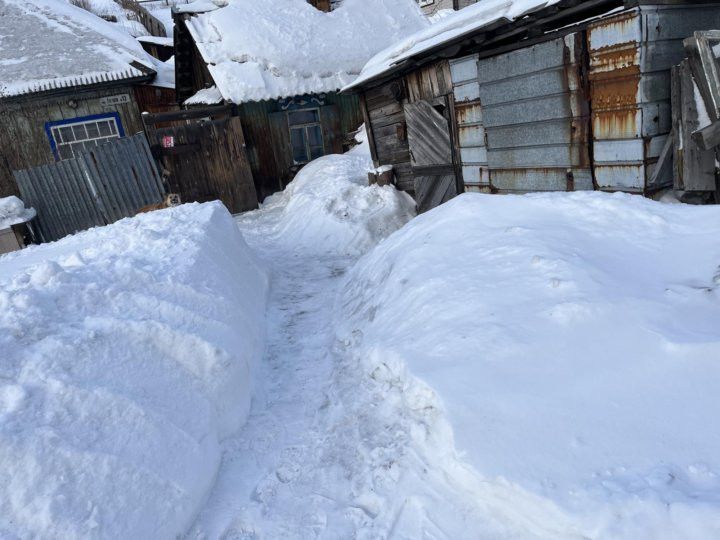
[404,97,458,213]
[144,107,258,214]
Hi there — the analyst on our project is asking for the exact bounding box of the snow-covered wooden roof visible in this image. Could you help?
[345,0,565,91]
[180,0,428,105]
[0,0,159,99]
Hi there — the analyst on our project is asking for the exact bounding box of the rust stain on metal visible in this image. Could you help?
[455,102,483,125]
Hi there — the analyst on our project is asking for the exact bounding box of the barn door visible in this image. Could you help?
[143,107,258,214]
[404,97,458,213]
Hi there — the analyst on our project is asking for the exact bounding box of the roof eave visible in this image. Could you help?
[344,0,627,93]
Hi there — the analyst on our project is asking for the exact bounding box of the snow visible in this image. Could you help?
[244,140,416,257]
[184,84,223,105]
[338,191,720,537]
[0,202,268,538]
[0,0,172,97]
[183,0,427,104]
[0,196,35,230]
[346,0,561,90]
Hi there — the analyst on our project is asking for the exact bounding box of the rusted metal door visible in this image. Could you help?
[143,106,258,214]
[403,97,458,213]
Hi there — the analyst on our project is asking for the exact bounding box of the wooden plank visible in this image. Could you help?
[320,104,343,154]
[692,120,720,150]
[142,105,233,125]
[359,94,379,165]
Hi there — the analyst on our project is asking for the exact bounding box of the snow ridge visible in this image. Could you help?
[0,202,268,538]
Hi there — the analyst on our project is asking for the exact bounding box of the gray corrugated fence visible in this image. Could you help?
[14,134,165,242]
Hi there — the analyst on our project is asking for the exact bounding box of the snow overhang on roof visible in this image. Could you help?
[344,0,625,92]
[0,0,159,100]
[178,0,429,105]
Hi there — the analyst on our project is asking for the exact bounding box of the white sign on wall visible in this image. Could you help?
[99,94,131,108]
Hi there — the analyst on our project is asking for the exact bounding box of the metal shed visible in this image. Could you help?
[588,3,720,193]
[349,0,720,212]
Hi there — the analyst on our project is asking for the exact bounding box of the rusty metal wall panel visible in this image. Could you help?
[14,134,164,242]
[589,4,720,193]
[476,34,592,193]
[451,54,489,191]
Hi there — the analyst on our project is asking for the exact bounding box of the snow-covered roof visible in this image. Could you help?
[181,0,428,104]
[0,0,159,98]
[345,0,562,90]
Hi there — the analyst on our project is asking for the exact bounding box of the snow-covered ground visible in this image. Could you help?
[3,130,720,538]
[338,192,720,538]
[0,203,267,538]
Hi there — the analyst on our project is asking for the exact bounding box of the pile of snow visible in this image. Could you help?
[238,131,415,257]
[346,0,561,90]
[0,0,172,98]
[337,192,720,538]
[0,196,35,230]
[182,0,427,103]
[0,202,267,538]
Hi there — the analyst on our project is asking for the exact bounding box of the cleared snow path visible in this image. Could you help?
[187,206,583,539]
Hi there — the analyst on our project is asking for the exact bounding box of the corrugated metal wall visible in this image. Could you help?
[475,34,593,192]
[14,134,164,242]
[450,54,489,192]
[588,4,720,192]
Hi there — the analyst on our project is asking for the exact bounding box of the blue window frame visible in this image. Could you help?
[45,113,125,161]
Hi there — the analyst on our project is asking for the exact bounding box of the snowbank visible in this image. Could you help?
[337,192,720,538]
[0,196,35,230]
[237,136,415,257]
[0,202,267,538]
[184,0,427,103]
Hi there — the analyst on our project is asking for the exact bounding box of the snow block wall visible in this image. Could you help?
[336,192,720,538]
[0,202,267,539]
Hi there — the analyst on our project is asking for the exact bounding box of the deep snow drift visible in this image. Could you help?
[239,142,416,257]
[338,192,720,538]
[0,202,267,538]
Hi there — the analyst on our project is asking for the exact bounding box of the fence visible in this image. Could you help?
[13,134,165,242]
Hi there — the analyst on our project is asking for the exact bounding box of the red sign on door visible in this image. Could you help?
[162,136,175,148]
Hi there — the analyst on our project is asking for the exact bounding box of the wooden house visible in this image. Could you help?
[345,0,720,213]
[172,0,427,200]
[0,0,176,199]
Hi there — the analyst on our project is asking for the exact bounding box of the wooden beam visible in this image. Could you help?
[692,120,720,151]
[141,105,232,125]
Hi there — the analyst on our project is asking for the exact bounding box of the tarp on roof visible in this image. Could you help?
[181,0,428,104]
[0,0,161,98]
[344,0,563,91]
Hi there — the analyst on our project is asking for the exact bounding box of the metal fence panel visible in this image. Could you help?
[14,134,164,242]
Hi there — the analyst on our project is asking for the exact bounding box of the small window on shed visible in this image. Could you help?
[287,108,324,164]
[45,113,124,161]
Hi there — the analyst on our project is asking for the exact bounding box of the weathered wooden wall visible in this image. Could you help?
[362,60,453,194]
[174,15,215,104]
[239,93,363,200]
[0,85,145,198]
[134,85,179,115]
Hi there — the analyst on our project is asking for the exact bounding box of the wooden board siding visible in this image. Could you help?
[362,61,454,195]
[0,85,145,198]
[134,86,179,115]
[145,114,258,213]
[239,93,363,200]
[405,60,453,104]
[364,81,413,192]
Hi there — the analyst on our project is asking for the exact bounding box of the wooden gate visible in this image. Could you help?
[143,106,258,214]
[404,97,459,213]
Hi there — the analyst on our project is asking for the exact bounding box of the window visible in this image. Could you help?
[45,114,124,161]
[287,108,324,164]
